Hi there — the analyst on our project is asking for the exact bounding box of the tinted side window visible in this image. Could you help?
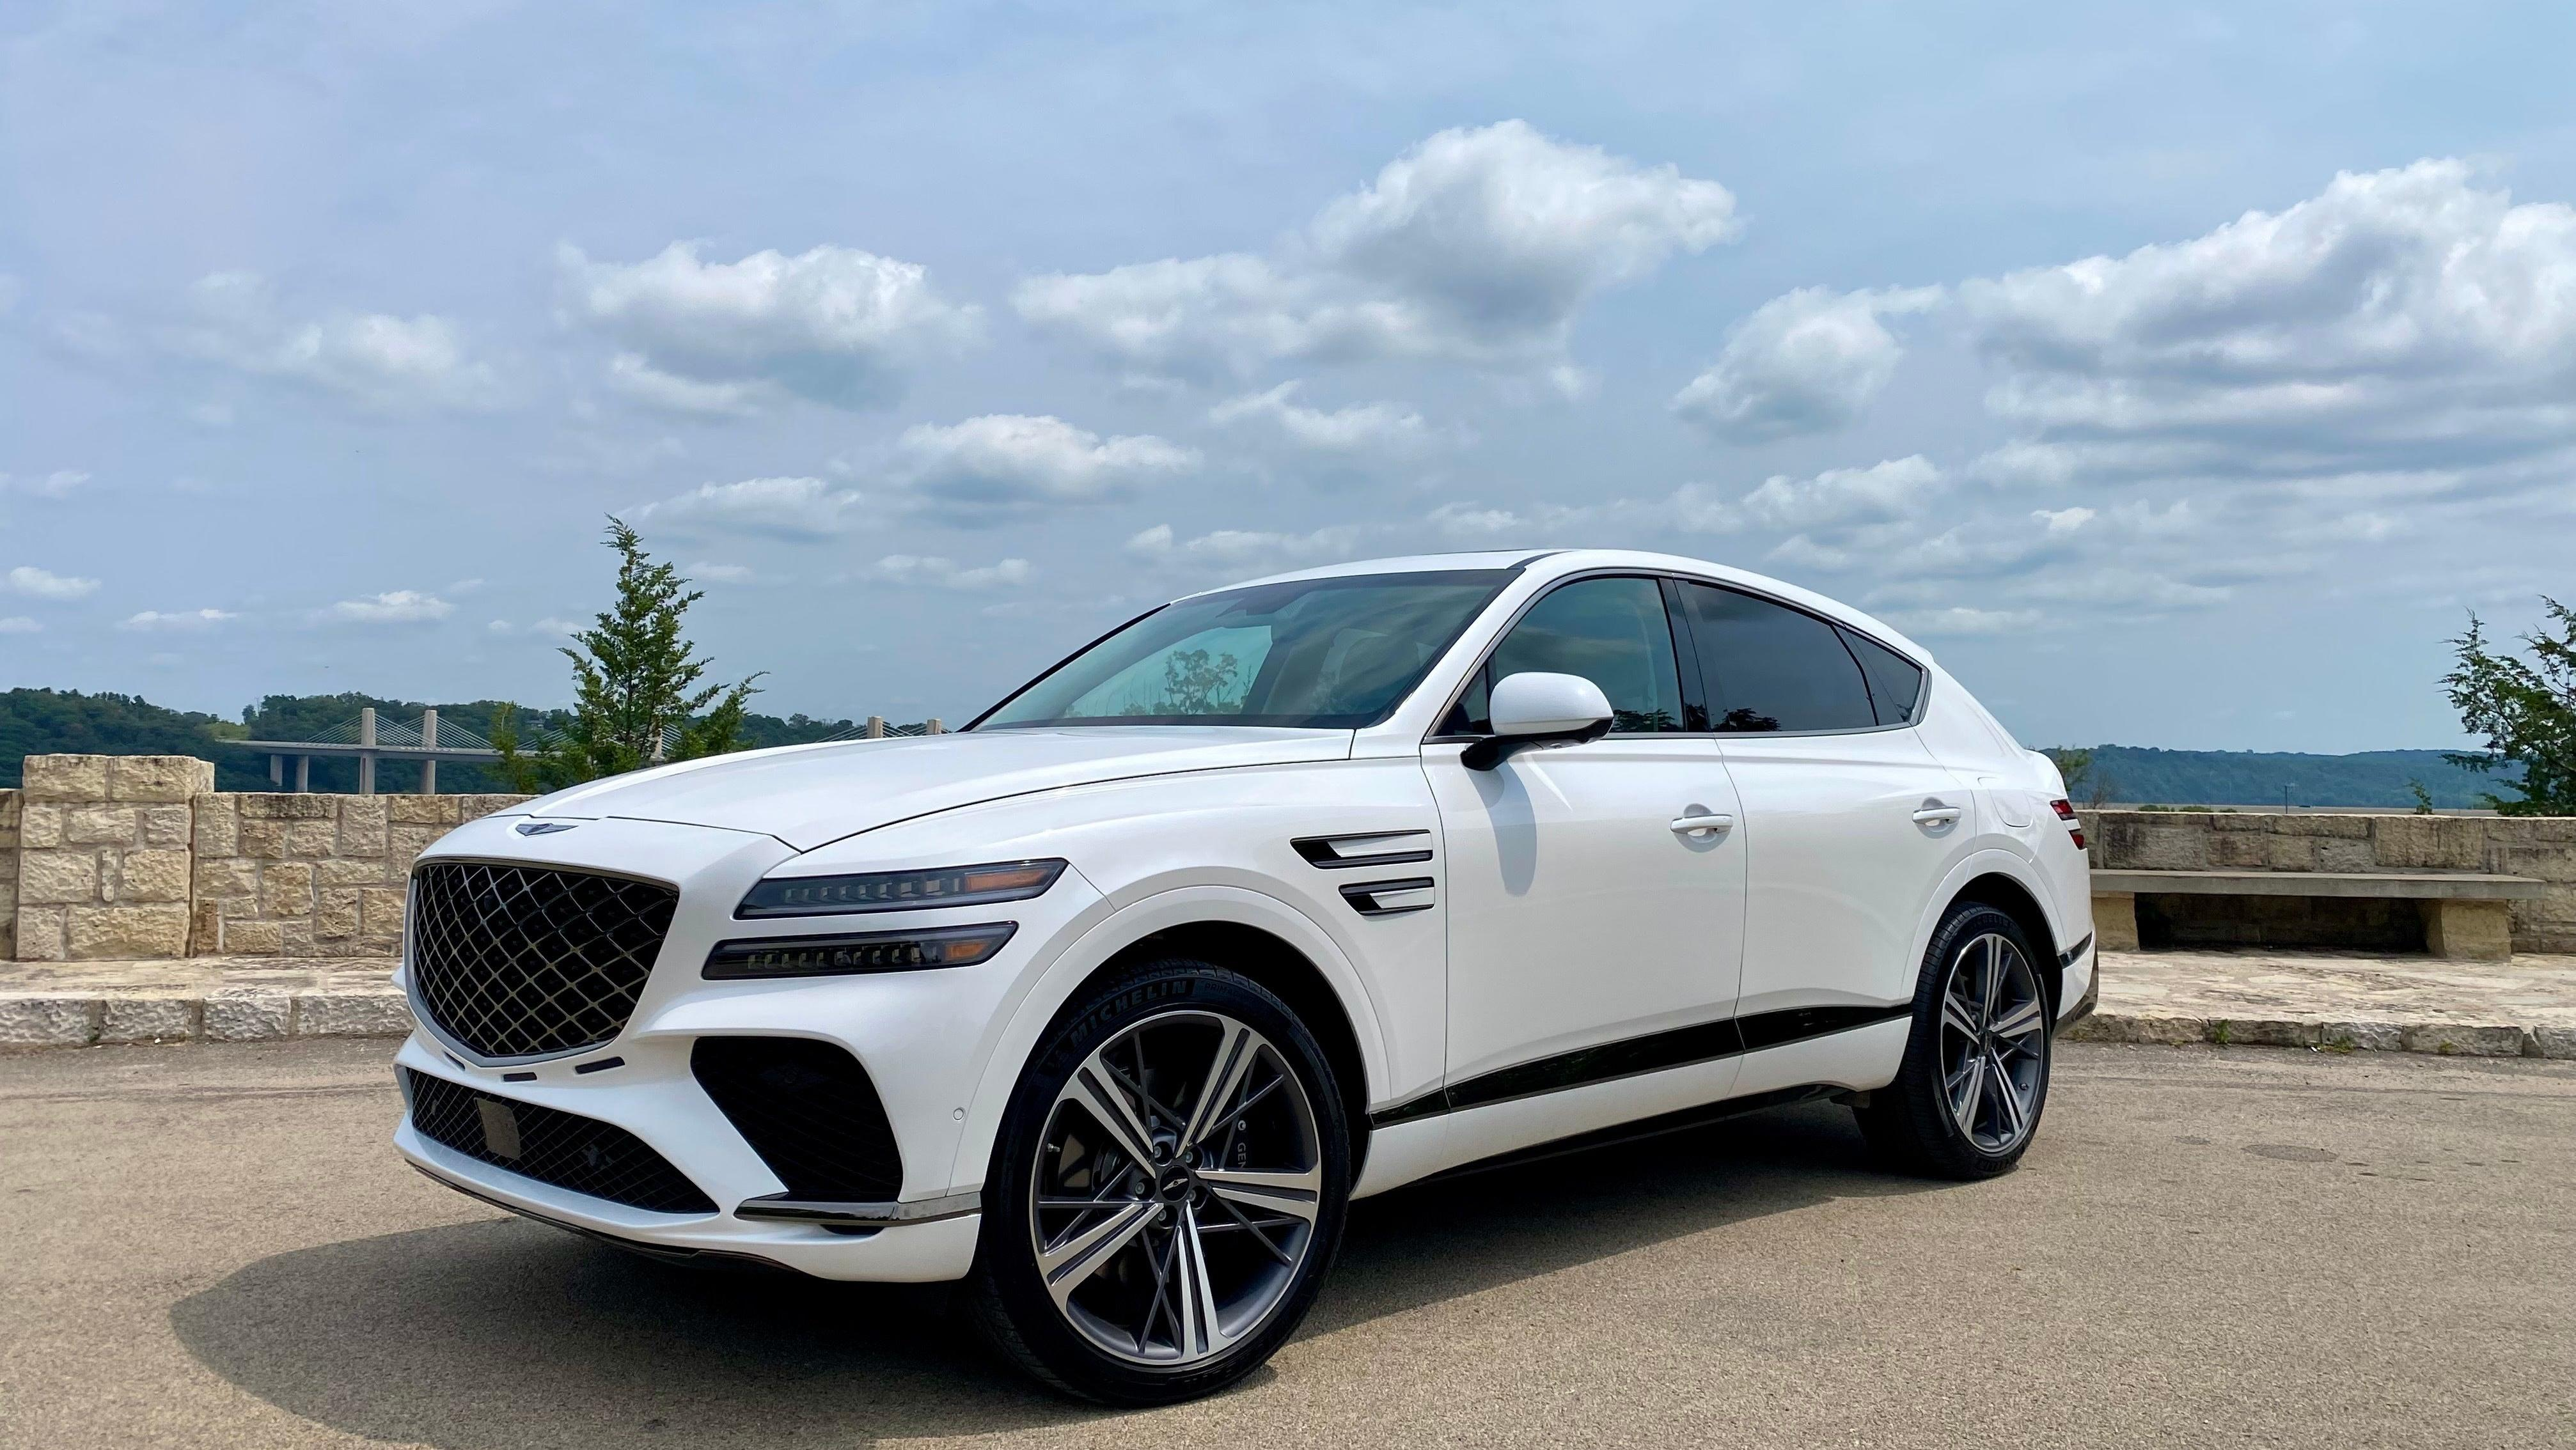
[1447,577,1686,733]
[1678,584,1876,733]
[1839,626,1926,725]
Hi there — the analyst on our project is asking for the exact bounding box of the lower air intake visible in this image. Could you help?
[692,1037,906,1203]
[404,1068,715,1214]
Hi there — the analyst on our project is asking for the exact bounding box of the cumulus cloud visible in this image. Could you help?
[8,566,100,600]
[1959,159,2576,469]
[1017,120,1736,378]
[320,590,453,625]
[632,476,868,540]
[858,554,1033,590]
[1209,382,1449,460]
[1124,522,1367,575]
[1672,286,1940,442]
[898,415,1197,521]
[122,607,239,630]
[166,273,499,411]
[1736,455,1944,532]
[560,242,979,413]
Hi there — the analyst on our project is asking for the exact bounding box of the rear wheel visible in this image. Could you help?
[966,961,1349,1404]
[1857,903,2052,1179]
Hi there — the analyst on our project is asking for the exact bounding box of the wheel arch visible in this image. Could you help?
[1949,869,2064,1011]
[943,886,1392,1196]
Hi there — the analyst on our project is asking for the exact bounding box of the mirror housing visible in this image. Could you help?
[1463,671,1615,770]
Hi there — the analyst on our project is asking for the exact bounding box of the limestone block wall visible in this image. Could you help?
[12,755,216,961]
[2088,809,2576,953]
[190,791,529,956]
[0,789,20,958]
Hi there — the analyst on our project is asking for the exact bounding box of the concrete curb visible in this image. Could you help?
[2068,1010,2576,1060]
[0,990,412,1049]
[6,990,2573,1062]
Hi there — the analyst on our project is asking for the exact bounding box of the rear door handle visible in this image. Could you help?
[1911,804,1963,825]
[1670,814,1735,836]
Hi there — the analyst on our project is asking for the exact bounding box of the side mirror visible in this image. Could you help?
[1463,671,1615,770]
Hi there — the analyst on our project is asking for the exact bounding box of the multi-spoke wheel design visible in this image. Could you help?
[1936,932,2048,1155]
[1028,1009,1323,1367]
[1857,903,2052,1179]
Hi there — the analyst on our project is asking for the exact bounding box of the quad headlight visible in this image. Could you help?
[734,859,1067,919]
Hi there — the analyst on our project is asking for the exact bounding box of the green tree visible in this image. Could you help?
[492,518,762,793]
[2444,598,2576,815]
[2044,746,2116,806]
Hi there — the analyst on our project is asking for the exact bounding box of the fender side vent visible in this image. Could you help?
[1293,829,1434,869]
[1339,877,1436,917]
[692,1037,905,1203]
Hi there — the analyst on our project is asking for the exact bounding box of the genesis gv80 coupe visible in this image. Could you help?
[393,548,2097,1403]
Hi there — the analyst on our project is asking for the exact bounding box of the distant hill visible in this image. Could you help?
[0,689,881,792]
[2055,745,2517,809]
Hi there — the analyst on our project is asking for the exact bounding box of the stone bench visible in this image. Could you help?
[2093,869,2546,962]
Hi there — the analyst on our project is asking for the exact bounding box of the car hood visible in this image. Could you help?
[514,727,1355,852]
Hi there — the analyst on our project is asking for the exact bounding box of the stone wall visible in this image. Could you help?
[12,755,216,960]
[2088,809,2576,953]
[190,791,528,956]
[4,754,531,961]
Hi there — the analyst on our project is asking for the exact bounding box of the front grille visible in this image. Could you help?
[404,1068,715,1213]
[409,861,679,1061]
[693,1037,906,1203]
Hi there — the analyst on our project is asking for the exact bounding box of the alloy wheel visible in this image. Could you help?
[1936,932,2048,1154]
[1028,1009,1323,1367]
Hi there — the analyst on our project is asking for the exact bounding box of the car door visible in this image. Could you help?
[1670,581,1970,1033]
[1423,574,1750,1113]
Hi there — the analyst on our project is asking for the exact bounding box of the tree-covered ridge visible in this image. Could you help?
[0,688,879,791]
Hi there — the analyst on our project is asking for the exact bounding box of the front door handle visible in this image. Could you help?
[1670,813,1735,836]
[1911,804,1964,825]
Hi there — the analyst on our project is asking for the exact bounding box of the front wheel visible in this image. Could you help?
[1857,903,2053,1179]
[965,961,1350,1405]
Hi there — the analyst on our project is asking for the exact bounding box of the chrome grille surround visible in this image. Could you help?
[407,859,679,1063]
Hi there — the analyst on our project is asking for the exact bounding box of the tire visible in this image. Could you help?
[1857,903,2053,1180]
[964,959,1351,1405]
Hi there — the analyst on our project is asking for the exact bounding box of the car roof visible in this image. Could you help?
[1205,548,1935,664]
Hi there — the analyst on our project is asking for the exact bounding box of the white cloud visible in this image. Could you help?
[898,414,1197,520]
[8,566,100,600]
[1017,120,1737,378]
[4,469,94,498]
[1209,382,1449,459]
[167,272,499,411]
[685,561,759,583]
[632,476,867,540]
[859,554,1033,590]
[559,242,979,412]
[1885,606,2044,637]
[122,607,238,630]
[1672,286,1940,442]
[321,590,453,624]
[2033,506,2096,534]
[1736,455,1944,532]
[1124,522,1366,574]
[0,616,40,634]
[1959,159,2576,467]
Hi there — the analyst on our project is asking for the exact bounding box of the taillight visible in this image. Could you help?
[2050,798,2085,850]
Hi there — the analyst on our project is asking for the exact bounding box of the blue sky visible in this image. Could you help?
[4,2,2573,751]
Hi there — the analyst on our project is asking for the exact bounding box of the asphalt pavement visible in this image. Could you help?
[3,1038,2570,1448]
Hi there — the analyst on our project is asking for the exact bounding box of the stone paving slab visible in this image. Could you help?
[2073,949,2576,1058]
[7,949,2576,1058]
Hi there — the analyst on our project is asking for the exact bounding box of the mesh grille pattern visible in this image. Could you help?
[409,861,679,1060]
[693,1038,906,1202]
[404,1068,715,1213]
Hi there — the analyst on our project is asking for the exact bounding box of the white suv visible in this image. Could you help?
[394,549,2095,1403]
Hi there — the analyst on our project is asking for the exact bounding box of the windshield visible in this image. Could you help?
[977,570,1518,729]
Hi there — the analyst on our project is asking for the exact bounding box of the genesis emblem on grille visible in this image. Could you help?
[515,820,580,835]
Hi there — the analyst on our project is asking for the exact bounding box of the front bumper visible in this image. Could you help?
[394,1042,982,1281]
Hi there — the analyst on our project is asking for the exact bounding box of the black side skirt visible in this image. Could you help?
[1370,1001,1911,1130]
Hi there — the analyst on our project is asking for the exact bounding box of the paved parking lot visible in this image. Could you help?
[3,1038,2570,1448]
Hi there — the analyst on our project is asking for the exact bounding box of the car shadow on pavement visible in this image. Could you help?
[170,1100,1941,1444]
